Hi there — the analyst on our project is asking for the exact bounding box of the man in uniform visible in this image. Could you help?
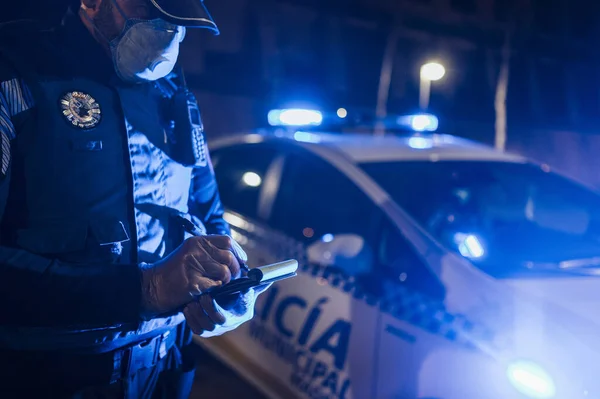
[0,0,267,397]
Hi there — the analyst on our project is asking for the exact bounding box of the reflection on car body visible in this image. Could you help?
[196,130,600,399]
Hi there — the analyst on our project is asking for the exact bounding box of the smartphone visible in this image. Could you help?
[206,259,298,299]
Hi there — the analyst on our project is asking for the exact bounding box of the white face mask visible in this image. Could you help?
[83,0,186,83]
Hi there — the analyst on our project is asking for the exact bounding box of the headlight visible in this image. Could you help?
[507,360,556,398]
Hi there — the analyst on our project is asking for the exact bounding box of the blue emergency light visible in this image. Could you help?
[266,106,440,134]
[268,109,323,127]
[507,360,556,399]
[397,113,439,132]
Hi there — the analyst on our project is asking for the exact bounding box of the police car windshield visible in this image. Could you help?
[360,160,600,278]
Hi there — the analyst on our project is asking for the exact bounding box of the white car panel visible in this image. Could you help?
[200,132,600,399]
[209,132,526,164]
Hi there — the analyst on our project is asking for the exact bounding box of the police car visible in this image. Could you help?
[196,109,600,399]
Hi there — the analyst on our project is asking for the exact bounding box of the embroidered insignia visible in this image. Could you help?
[59,91,102,129]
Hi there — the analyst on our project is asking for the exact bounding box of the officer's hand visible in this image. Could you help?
[228,234,248,268]
[183,283,272,337]
[140,235,242,319]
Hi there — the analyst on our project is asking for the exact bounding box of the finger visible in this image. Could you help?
[229,237,248,263]
[187,246,232,284]
[205,235,233,251]
[188,275,222,296]
[207,235,248,264]
[224,250,242,279]
[200,240,241,280]
[199,294,226,325]
[183,303,205,334]
[184,302,217,334]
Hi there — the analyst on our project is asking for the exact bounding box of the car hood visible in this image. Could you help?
[437,253,600,397]
[504,275,600,332]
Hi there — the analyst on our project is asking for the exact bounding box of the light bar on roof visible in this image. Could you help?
[268,109,323,127]
[397,113,439,132]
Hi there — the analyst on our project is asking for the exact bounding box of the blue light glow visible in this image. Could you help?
[242,172,262,187]
[397,113,439,132]
[408,137,433,149]
[507,361,556,398]
[293,131,322,143]
[455,233,485,259]
[268,109,323,127]
[322,234,334,243]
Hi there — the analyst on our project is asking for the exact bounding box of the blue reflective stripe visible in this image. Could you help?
[0,78,34,118]
[1,130,9,175]
[0,88,15,141]
[0,78,34,173]
[227,212,497,350]
[0,78,34,141]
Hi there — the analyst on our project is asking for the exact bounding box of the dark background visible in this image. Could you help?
[4,0,600,186]
[2,2,600,396]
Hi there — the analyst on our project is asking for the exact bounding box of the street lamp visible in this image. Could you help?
[419,62,446,110]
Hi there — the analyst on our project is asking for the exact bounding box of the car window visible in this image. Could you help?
[212,143,279,219]
[269,149,380,279]
[378,218,446,301]
[269,149,378,245]
[361,160,600,279]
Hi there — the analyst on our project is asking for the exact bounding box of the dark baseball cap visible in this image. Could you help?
[148,0,219,33]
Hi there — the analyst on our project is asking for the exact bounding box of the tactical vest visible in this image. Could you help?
[0,20,209,352]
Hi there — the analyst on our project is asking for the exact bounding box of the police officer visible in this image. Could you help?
[0,0,268,397]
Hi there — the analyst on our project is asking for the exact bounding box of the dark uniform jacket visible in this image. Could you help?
[0,11,229,353]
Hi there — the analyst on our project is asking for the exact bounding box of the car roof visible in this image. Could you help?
[210,131,527,164]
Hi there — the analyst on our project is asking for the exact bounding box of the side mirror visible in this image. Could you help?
[307,233,373,275]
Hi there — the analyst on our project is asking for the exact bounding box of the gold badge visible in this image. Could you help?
[59,91,102,129]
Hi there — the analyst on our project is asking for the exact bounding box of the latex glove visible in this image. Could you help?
[184,283,272,337]
[228,235,248,265]
[140,235,242,319]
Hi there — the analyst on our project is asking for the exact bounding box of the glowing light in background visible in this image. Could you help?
[268,109,323,126]
[242,172,262,187]
[507,361,556,399]
[321,234,334,243]
[420,62,446,81]
[293,131,322,143]
[303,227,314,238]
[337,108,348,118]
[408,136,433,149]
[411,114,438,131]
[397,113,439,132]
[455,233,485,259]
[223,213,254,231]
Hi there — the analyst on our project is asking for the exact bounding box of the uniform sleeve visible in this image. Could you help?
[0,76,143,328]
[188,154,231,236]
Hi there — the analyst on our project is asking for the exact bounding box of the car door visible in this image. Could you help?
[247,147,383,399]
[371,216,477,399]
